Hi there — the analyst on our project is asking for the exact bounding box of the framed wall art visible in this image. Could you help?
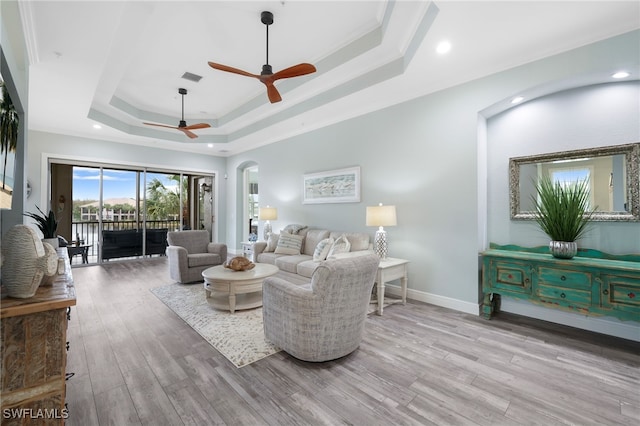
[303,166,361,204]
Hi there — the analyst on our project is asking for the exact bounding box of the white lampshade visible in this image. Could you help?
[366,204,397,227]
[259,206,278,221]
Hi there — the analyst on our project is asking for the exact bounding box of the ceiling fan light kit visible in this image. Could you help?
[208,10,317,103]
[143,88,211,139]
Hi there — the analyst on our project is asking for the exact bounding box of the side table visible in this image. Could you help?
[241,241,257,261]
[67,244,90,264]
[375,257,409,315]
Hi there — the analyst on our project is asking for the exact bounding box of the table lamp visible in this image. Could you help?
[366,203,397,259]
[259,206,278,240]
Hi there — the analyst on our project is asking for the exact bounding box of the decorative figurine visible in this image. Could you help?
[224,256,255,271]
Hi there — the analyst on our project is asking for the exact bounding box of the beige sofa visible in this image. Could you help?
[253,227,373,279]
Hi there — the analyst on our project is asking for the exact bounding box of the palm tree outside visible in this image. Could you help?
[146,174,187,222]
[1,81,19,192]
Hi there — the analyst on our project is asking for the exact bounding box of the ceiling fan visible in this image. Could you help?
[208,11,316,103]
[143,88,210,139]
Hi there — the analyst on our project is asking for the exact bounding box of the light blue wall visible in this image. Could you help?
[26,131,228,242]
[227,85,485,312]
[227,30,640,323]
[487,81,640,254]
[485,81,640,341]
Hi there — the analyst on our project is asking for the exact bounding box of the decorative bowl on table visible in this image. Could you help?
[224,256,255,271]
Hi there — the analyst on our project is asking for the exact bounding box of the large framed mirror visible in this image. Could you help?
[510,142,640,221]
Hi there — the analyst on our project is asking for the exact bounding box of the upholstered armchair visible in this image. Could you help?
[166,230,227,284]
[262,254,380,362]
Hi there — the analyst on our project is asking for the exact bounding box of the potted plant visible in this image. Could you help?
[531,175,597,259]
[24,206,59,248]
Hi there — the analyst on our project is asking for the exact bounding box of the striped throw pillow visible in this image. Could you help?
[274,232,304,255]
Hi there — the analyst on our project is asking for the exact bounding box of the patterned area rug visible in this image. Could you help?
[151,281,400,368]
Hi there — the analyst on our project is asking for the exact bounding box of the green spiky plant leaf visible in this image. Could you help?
[24,206,58,238]
[531,175,597,242]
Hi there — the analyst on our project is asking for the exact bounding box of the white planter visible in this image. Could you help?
[42,237,59,249]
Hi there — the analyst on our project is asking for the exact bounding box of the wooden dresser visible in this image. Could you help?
[481,244,640,322]
[1,250,76,425]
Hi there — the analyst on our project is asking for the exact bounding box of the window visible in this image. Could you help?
[549,165,595,208]
[52,161,214,263]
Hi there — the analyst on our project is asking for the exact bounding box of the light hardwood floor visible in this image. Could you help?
[65,258,640,425]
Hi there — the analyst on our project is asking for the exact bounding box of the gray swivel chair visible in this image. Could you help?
[262,254,380,362]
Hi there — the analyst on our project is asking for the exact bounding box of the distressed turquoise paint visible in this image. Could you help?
[481,244,640,322]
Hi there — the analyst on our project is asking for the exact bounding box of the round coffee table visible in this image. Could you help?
[202,263,279,313]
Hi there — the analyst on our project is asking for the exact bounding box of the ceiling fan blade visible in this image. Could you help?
[179,128,198,139]
[208,62,259,79]
[143,122,179,130]
[264,81,282,103]
[183,123,211,130]
[271,63,316,81]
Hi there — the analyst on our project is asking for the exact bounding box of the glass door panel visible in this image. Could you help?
[145,173,183,231]
[72,166,101,263]
[101,168,139,261]
[193,175,214,240]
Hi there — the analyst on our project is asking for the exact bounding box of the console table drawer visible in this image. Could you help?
[603,274,640,312]
[488,260,531,294]
[536,284,592,307]
[537,267,591,289]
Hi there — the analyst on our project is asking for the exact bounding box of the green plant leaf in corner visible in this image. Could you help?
[24,205,58,238]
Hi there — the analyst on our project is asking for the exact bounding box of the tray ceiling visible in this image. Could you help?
[20,1,640,156]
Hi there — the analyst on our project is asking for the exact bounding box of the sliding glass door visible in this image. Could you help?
[58,162,214,264]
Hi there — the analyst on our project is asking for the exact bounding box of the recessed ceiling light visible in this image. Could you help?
[207,143,213,148]
[511,96,524,104]
[436,40,451,54]
[612,71,630,79]
[93,124,102,129]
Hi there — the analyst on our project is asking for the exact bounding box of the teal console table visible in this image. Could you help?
[481,244,640,322]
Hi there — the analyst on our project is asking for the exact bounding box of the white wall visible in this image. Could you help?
[226,30,640,335]
[227,84,485,314]
[485,81,640,341]
[487,81,640,254]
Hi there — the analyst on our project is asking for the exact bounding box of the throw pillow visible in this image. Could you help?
[313,237,334,261]
[274,232,304,255]
[327,234,351,258]
[265,233,279,252]
[282,224,308,234]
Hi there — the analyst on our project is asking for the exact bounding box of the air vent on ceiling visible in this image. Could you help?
[181,72,202,82]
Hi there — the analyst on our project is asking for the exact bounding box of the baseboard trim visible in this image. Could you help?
[500,298,640,342]
[383,284,479,315]
[383,285,639,342]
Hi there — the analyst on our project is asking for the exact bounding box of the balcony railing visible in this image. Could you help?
[69,219,181,264]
